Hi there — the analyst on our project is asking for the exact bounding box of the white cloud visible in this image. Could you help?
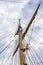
[0,0,31,34]
[0,0,43,65]
[30,0,41,3]
[0,0,30,19]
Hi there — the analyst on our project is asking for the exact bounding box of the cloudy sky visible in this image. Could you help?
[0,0,43,65]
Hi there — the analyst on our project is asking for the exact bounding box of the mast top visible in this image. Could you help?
[19,19,22,32]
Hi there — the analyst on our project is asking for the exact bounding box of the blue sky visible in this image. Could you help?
[0,0,43,65]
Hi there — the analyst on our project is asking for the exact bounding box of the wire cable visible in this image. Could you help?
[0,34,12,47]
[22,19,43,40]
[3,46,15,65]
[26,51,34,65]
[0,33,14,48]
[0,31,15,40]
[0,30,17,50]
[26,21,35,45]
[27,34,39,44]
[32,29,43,39]
[0,36,15,54]
[23,22,35,47]
[4,40,19,65]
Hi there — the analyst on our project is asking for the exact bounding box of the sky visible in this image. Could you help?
[0,0,43,65]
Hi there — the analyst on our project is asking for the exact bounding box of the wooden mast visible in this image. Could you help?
[19,19,28,65]
[12,2,41,56]
[19,19,24,65]
[19,3,41,65]
[12,2,41,65]
[19,27,24,65]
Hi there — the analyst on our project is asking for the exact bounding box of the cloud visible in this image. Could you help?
[0,0,43,65]
[0,0,30,19]
[30,0,41,3]
[0,0,31,34]
[0,0,30,59]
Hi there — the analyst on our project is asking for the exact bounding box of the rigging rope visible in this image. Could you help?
[0,34,12,48]
[32,29,43,39]
[3,46,14,65]
[0,32,15,48]
[22,19,43,40]
[0,35,15,54]
[0,31,15,40]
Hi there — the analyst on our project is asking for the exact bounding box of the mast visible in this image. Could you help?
[12,2,41,65]
[19,19,28,65]
[13,19,28,65]
[19,21,24,65]
[12,2,41,56]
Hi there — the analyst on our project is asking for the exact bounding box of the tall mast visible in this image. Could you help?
[19,19,24,65]
[12,2,41,56]
[12,2,41,65]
